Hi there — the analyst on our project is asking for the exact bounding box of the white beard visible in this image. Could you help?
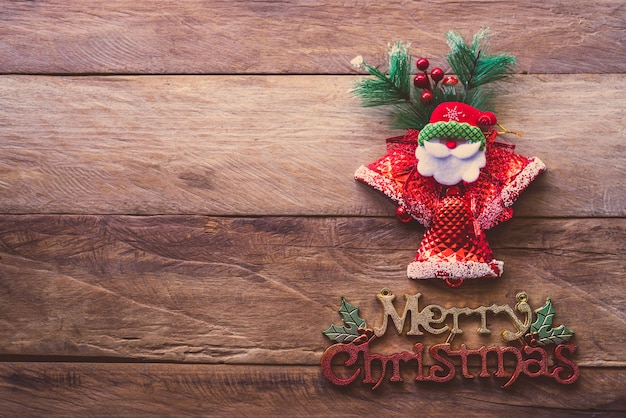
[415,141,486,186]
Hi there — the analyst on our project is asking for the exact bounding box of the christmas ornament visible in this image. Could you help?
[321,289,578,389]
[352,29,546,287]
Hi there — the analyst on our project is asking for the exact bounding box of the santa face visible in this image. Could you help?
[415,138,486,186]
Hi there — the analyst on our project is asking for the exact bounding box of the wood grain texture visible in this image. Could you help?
[1,1,624,75]
[0,363,623,416]
[0,215,623,365]
[1,1,624,414]
[0,74,624,216]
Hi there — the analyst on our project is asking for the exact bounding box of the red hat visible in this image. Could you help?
[418,102,497,147]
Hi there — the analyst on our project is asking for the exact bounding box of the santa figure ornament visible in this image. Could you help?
[352,30,546,287]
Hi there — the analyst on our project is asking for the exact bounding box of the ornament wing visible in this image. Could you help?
[476,141,546,230]
[355,130,437,226]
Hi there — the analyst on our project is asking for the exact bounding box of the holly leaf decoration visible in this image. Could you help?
[530,298,575,346]
[322,297,367,343]
[322,324,359,343]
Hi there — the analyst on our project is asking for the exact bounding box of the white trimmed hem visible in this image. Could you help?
[501,157,546,207]
[354,165,403,204]
[407,259,504,280]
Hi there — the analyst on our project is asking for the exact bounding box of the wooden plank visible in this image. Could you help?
[0,1,624,74]
[0,363,623,416]
[0,215,623,365]
[0,74,624,216]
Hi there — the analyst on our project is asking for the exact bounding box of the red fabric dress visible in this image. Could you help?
[355,129,545,283]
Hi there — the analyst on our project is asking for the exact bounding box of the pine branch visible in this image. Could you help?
[352,29,516,130]
[390,103,428,130]
[464,88,495,112]
[388,42,412,100]
[391,87,456,130]
[353,64,407,106]
[353,42,412,107]
[445,29,516,108]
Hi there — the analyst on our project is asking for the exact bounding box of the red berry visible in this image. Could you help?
[395,206,413,223]
[430,67,444,82]
[416,57,430,71]
[442,76,458,86]
[420,90,433,103]
[413,73,429,89]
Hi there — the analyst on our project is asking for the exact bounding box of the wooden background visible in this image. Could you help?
[0,1,624,416]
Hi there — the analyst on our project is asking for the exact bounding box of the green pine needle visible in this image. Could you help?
[390,103,427,130]
[446,29,516,108]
